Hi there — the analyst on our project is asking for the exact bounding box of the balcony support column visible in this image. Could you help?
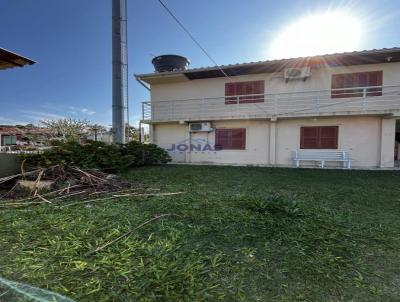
[149,123,155,144]
[269,117,277,165]
[380,117,396,168]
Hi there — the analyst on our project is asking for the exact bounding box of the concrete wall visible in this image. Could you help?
[154,120,269,164]
[152,116,396,168]
[0,153,21,177]
[274,116,382,167]
[151,62,400,102]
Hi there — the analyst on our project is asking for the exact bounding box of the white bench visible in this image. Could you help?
[293,150,353,168]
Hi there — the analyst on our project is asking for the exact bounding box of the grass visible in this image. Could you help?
[1,165,400,301]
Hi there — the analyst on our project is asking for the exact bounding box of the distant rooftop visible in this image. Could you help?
[0,48,36,70]
[137,47,400,84]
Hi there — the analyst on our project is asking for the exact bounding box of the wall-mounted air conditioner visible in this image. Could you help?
[189,122,213,132]
[284,67,311,82]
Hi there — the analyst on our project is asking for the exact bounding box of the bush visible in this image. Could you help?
[20,140,171,171]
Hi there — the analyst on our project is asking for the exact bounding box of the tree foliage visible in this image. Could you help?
[20,140,171,171]
[41,118,90,142]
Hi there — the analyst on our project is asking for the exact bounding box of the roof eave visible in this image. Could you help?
[136,47,400,84]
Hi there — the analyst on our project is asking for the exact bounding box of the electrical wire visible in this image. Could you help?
[156,0,231,79]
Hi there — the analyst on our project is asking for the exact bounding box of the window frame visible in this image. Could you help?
[331,71,383,98]
[225,80,265,104]
[300,126,339,149]
[3,135,17,146]
[215,128,246,150]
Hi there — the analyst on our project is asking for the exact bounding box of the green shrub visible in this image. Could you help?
[20,140,171,171]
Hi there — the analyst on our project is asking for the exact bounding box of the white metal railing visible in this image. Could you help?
[142,85,400,122]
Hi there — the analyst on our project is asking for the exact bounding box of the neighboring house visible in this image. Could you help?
[0,126,50,151]
[137,48,400,168]
[86,131,113,144]
[0,47,35,70]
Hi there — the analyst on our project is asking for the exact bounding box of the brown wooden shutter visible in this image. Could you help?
[215,128,246,150]
[367,71,383,96]
[300,127,319,149]
[231,129,246,149]
[300,126,338,149]
[225,83,236,104]
[225,81,264,104]
[319,126,338,149]
[332,71,383,98]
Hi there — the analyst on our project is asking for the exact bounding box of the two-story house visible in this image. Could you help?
[137,48,400,168]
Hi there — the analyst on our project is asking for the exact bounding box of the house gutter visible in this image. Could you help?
[134,74,151,91]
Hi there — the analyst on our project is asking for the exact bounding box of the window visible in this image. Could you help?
[331,71,382,98]
[225,80,264,104]
[3,135,17,145]
[300,126,338,149]
[215,128,246,150]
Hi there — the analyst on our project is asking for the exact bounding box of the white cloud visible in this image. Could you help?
[81,108,96,115]
[20,110,65,123]
[0,116,30,125]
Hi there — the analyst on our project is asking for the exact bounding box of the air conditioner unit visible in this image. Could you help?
[189,122,213,132]
[284,67,311,81]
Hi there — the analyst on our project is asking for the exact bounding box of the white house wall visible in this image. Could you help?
[152,116,393,168]
[150,62,400,102]
[148,62,399,168]
[274,116,382,167]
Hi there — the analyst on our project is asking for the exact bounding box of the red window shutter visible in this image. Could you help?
[231,129,246,149]
[331,71,383,98]
[253,80,264,103]
[367,71,383,96]
[300,127,319,149]
[225,83,236,104]
[331,74,344,98]
[300,126,338,149]
[215,128,246,150]
[225,81,264,104]
[357,72,368,86]
[319,126,338,149]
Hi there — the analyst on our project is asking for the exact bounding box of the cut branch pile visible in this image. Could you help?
[0,164,183,207]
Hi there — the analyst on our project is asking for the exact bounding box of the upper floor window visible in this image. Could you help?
[300,126,338,149]
[225,80,264,104]
[331,71,383,98]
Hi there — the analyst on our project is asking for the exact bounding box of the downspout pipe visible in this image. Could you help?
[134,74,151,91]
[134,75,150,143]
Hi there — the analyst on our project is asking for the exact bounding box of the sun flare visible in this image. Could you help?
[269,11,363,59]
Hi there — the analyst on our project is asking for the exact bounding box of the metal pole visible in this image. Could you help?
[112,0,127,143]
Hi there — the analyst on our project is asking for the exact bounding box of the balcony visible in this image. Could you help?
[141,85,400,123]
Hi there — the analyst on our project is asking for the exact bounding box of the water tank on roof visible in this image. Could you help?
[152,54,190,72]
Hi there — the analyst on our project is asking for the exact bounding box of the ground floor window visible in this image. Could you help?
[2,135,17,145]
[215,128,246,150]
[300,126,338,149]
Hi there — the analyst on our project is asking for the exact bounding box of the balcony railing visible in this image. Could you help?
[142,85,400,122]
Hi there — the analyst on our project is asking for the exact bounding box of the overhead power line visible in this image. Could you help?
[156,0,231,79]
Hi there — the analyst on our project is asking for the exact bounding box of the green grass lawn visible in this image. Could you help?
[1,165,400,301]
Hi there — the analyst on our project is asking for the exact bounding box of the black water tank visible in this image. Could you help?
[152,54,190,72]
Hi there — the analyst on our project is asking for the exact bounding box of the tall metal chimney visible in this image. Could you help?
[112,0,127,143]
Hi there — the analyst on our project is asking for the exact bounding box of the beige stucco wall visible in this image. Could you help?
[148,62,399,168]
[152,116,396,168]
[153,120,270,165]
[150,62,400,102]
[274,116,382,167]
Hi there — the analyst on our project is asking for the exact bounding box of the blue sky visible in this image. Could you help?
[1,0,399,127]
